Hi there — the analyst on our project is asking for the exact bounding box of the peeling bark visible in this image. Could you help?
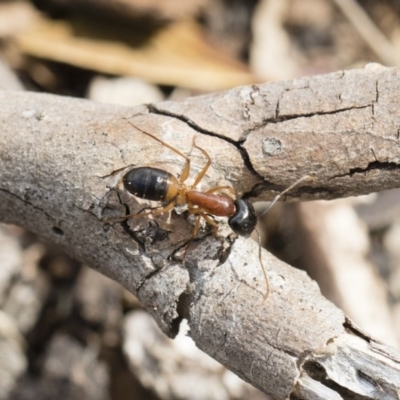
[1,64,400,399]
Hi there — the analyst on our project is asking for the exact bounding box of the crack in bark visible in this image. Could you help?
[332,160,400,179]
[343,317,374,343]
[0,187,54,223]
[262,104,373,126]
[247,181,332,200]
[136,263,164,293]
[275,99,280,119]
[147,103,263,192]
[300,358,376,400]
[147,104,238,144]
[250,85,260,106]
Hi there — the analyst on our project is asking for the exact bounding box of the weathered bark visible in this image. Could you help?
[1,64,400,399]
[291,200,398,348]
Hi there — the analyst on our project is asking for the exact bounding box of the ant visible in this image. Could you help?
[111,122,310,300]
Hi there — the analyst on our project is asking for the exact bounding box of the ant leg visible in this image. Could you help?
[105,200,176,223]
[200,213,219,235]
[191,213,218,236]
[100,164,134,179]
[259,175,313,217]
[128,122,191,184]
[254,227,270,301]
[191,140,212,189]
[182,207,201,266]
[179,156,191,184]
[192,215,202,237]
[188,205,218,235]
[187,204,201,237]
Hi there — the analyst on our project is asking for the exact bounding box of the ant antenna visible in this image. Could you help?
[254,227,269,301]
[255,175,312,301]
[258,175,312,218]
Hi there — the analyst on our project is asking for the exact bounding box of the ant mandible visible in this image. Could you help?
[115,122,310,300]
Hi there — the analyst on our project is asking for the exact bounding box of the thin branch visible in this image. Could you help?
[1,64,400,399]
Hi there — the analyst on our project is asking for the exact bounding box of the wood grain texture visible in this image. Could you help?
[1,64,400,399]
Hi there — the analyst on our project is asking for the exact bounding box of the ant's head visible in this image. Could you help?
[228,199,257,237]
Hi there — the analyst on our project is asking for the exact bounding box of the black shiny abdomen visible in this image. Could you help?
[228,199,257,237]
[123,167,172,201]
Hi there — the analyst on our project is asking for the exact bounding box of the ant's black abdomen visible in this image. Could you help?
[123,167,176,201]
[228,199,257,237]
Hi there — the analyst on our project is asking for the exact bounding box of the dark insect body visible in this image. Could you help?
[124,167,177,202]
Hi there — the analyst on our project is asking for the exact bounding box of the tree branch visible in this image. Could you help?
[1,64,400,399]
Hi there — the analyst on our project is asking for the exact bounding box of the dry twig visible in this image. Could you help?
[1,64,400,399]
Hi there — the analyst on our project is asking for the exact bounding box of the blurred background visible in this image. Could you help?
[1,0,400,399]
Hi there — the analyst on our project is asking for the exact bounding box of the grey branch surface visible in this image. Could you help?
[1,64,400,399]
